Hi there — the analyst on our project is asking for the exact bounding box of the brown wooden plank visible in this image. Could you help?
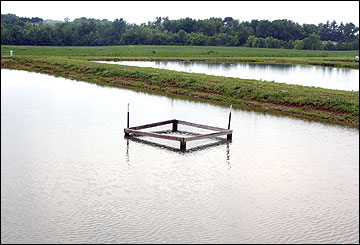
[177,120,227,131]
[184,130,233,142]
[180,141,186,150]
[128,119,175,130]
[172,120,178,132]
[124,128,184,141]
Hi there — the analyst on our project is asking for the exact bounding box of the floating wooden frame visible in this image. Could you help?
[124,119,232,150]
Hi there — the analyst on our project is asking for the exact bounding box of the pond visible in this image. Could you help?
[96,61,359,91]
[1,69,359,244]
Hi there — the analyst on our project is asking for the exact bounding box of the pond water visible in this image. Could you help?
[97,61,359,91]
[1,69,359,244]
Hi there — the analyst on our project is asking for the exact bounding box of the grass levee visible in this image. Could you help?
[1,45,359,69]
[1,45,359,128]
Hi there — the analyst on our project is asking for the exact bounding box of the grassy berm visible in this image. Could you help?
[1,56,359,128]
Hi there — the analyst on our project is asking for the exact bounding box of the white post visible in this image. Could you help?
[10,50,13,57]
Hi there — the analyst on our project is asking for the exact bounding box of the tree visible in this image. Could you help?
[319,21,331,41]
[245,35,256,47]
[343,22,359,42]
[152,30,168,45]
[255,20,272,38]
[302,23,317,38]
[329,20,338,41]
[264,37,283,48]
[252,37,266,48]
[303,33,322,50]
[208,34,220,46]
[336,22,345,41]
[294,40,304,50]
[111,18,126,44]
[284,40,295,49]
[324,40,336,50]
[351,36,359,50]
[223,17,234,26]
[196,19,217,36]
[152,16,162,29]
[213,33,238,46]
[178,17,197,33]
[1,23,10,44]
[272,19,303,41]
[176,30,188,45]
[1,13,358,49]
[236,23,252,45]
[188,33,208,46]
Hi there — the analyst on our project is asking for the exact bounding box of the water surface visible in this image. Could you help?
[1,69,359,243]
[97,61,359,91]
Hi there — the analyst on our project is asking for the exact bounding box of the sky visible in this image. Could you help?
[1,1,359,27]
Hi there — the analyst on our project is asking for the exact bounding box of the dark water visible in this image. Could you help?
[1,69,359,243]
[97,61,359,91]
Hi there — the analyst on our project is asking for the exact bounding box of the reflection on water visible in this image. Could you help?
[226,143,231,169]
[125,134,230,153]
[97,61,359,91]
[1,69,359,244]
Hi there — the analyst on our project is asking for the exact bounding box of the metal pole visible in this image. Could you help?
[227,105,232,129]
[127,103,130,128]
[227,105,232,140]
[125,103,130,136]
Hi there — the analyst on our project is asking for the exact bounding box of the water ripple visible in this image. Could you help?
[1,69,359,244]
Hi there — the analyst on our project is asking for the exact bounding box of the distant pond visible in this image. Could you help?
[97,61,359,91]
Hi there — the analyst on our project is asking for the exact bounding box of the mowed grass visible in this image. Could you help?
[2,55,358,127]
[1,44,358,57]
[2,45,358,69]
[1,45,359,127]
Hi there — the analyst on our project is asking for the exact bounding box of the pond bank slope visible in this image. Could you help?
[2,56,359,128]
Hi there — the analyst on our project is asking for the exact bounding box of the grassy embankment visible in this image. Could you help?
[1,45,359,128]
[1,45,359,68]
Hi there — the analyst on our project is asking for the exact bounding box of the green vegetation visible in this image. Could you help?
[1,45,359,128]
[2,14,359,50]
[1,45,359,69]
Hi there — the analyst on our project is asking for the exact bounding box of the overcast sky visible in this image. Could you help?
[1,1,359,26]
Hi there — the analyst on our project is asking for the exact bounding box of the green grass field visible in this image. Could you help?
[2,45,358,69]
[1,44,358,57]
[1,45,359,127]
[1,45,359,58]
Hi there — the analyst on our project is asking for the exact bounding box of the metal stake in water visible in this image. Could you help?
[127,103,130,128]
[228,104,232,129]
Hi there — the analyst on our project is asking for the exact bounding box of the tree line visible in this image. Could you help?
[1,13,359,50]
